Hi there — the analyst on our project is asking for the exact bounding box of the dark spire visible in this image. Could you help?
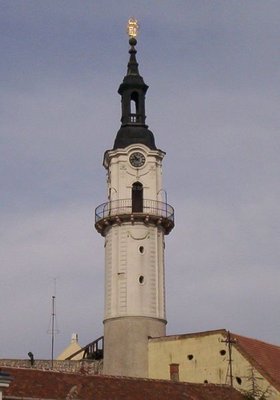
[127,37,140,75]
[113,36,157,150]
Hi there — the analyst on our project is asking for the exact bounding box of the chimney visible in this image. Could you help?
[169,363,179,382]
[71,333,78,343]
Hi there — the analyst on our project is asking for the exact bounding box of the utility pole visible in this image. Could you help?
[222,331,237,386]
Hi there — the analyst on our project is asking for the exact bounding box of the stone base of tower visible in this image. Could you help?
[103,316,166,378]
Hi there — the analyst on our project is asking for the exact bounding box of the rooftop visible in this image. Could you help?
[234,332,280,392]
[2,367,245,400]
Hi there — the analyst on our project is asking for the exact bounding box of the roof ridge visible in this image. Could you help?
[150,328,227,341]
[232,332,280,348]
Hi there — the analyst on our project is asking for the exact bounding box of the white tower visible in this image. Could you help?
[95,23,174,377]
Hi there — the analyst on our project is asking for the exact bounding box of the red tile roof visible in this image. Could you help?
[2,367,245,400]
[232,332,280,392]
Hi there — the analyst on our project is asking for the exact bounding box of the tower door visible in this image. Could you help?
[132,182,143,212]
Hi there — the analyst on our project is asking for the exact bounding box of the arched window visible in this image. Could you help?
[130,92,139,122]
[132,182,143,212]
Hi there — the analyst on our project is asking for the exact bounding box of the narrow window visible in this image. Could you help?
[132,182,143,212]
[139,246,144,254]
[130,99,136,114]
[130,92,139,122]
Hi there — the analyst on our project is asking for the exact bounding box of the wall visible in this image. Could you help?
[148,332,279,400]
[0,359,102,375]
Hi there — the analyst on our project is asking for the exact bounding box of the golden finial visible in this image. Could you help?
[127,17,139,38]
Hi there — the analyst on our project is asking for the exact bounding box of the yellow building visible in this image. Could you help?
[148,329,280,399]
[56,333,82,361]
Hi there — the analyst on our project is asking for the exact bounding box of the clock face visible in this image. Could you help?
[129,152,146,167]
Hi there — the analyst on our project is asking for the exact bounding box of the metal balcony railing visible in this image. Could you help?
[66,336,104,361]
[95,198,174,225]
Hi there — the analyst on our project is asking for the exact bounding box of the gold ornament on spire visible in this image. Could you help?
[127,17,139,38]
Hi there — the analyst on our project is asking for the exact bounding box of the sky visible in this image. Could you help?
[1,0,279,360]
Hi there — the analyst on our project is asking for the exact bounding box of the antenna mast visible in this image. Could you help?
[47,278,59,369]
[51,295,55,368]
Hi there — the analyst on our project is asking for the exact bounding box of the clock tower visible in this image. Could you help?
[95,20,174,377]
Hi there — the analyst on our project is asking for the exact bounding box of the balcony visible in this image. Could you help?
[95,198,174,236]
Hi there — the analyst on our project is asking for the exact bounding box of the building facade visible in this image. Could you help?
[148,329,280,399]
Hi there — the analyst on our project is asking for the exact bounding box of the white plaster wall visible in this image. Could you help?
[104,223,165,321]
[104,144,165,202]
[103,143,167,322]
[102,143,168,378]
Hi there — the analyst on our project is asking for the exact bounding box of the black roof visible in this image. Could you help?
[114,126,156,150]
[113,37,157,151]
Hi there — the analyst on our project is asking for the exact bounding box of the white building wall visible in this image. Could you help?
[105,144,164,202]
[104,223,165,320]
[102,143,168,377]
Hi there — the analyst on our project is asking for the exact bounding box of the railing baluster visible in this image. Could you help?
[95,198,174,224]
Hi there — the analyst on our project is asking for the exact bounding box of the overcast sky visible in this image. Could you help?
[1,1,279,360]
